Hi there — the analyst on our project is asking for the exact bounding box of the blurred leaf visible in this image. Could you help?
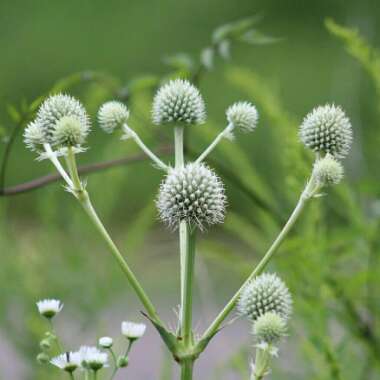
[200,47,215,70]
[218,40,231,60]
[6,104,21,123]
[239,29,282,45]
[163,53,194,71]
[212,15,263,43]
[127,74,160,93]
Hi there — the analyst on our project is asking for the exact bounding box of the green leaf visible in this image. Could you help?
[6,104,21,123]
[127,75,160,93]
[163,53,194,71]
[212,15,263,43]
[239,29,282,45]
[218,40,230,60]
[200,47,214,70]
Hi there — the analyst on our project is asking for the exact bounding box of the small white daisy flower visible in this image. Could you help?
[36,299,63,318]
[50,352,81,373]
[121,321,146,340]
[79,346,108,371]
[98,336,113,348]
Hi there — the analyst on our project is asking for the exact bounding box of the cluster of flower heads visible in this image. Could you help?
[24,94,90,154]
[36,298,146,376]
[237,273,292,379]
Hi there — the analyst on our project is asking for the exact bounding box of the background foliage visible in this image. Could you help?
[1,1,380,379]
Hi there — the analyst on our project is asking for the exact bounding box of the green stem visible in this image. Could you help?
[109,348,118,380]
[174,126,184,169]
[122,125,169,171]
[174,125,186,332]
[195,123,233,164]
[181,225,196,346]
[65,151,161,324]
[68,372,75,380]
[48,319,64,352]
[180,360,194,380]
[201,174,320,342]
[84,371,90,380]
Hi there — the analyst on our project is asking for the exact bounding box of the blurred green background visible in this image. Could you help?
[1,0,380,379]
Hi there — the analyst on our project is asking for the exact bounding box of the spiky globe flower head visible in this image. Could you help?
[299,104,353,158]
[253,312,287,344]
[24,120,46,152]
[152,79,206,126]
[226,101,258,132]
[50,352,81,373]
[36,299,63,319]
[53,115,89,147]
[98,101,130,133]
[313,154,344,186]
[238,273,292,322]
[35,93,90,144]
[157,163,226,230]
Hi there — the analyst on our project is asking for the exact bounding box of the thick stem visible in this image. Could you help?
[201,175,320,342]
[174,127,184,169]
[180,360,194,380]
[181,225,196,345]
[195,124,233,164]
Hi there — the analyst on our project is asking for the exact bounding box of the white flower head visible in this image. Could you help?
[152,79,206,126]
[253,312,287,344]
[53,115,89,147]
[79,346,108,371]
[313,154,344,186]
[299,104,353,158]
[98,101,130,133]
[36,299,63,319]
[36,93,90,145]
[98,336,113,348]
[226,101,258,132]
[50,352,81,373]
[157,163,226,231]
[121,321,146,340]
[24,120,46,152]
[238,273,292,322]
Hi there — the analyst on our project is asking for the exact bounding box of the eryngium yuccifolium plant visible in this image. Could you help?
[313,154,344,186]
[253,312,287,344]
[299,104,353,158]
[157,163,226,230]
[98,101,130,133]
[53,115,89,147]
[152,79,206,125]
[226,101,258,132]
[238,273,292,322]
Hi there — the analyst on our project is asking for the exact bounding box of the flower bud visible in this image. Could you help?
[157,163,226,230]
[253,312,287,344]
[24,121,46,152]
[226,101,258,132]
[39,339,51,350]
[98,336,113,348]
[37,352,50,364]
[313,154,344,186]
[121,321,146,340]
[117,356,129,368]
[53,115,89,147]
[299,104,353,158]
[152,79,206,126]
[98,101,129,133]
[238,273,292,322]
